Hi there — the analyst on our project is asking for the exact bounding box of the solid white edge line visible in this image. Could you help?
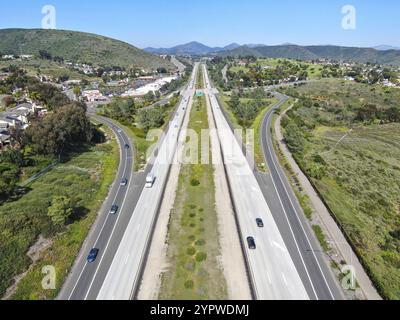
[265,105,335,300]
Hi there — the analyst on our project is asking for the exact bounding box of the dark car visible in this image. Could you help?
[124,144,130,149]
[87,248,99,263]
[110,205,119,215]
[247,237,256,250]
[256,218,264,228]
[121,178,128,186]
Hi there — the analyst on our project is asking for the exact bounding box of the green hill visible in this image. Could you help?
[219,44,400,65]
[0,28,174,70]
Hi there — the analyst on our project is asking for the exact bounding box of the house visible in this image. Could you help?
[64,80,82,87]
[0,131,11,150]
[1,55,15,60]
[82,90,105,102]
[0,116,22,128]
[19,55,34,60]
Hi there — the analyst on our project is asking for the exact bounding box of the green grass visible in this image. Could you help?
[312,225,330,252]
[159,92,227,300]
[0,29,174,70]
[0,58,97,81]
[0,125,119,299]
[219,94,278,171]
[196,65,204,89]
[230,58,324,79]
[219,95,241,129]
[101,100,179,172]
[230,65,249,73]
[282,80,400,299]
[106,119,152,172]
[252,100,278,171]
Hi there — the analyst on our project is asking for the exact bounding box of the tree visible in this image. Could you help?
[138,108,165,131]
[47,196,73,227]
[229,93,240,110]
[144,91,155,104]
[73,86,82,98]
[1,95,15,108]
[24,103,93,156]
[29,91,42,104]
[386,107,400,123]
[284,122,306,154]
[39,50,52,60]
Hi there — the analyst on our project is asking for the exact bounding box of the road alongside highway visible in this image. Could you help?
[203,64,309,300]
[58,115,140,300]
[259,92,344,300]
[96,63,199,300]
[59,64,198,300]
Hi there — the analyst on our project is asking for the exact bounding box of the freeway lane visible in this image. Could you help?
[260,93,344,300]
[59,64,197,300]
[58,115,138,300]
[203,65,309,300]
[96,63,199,300]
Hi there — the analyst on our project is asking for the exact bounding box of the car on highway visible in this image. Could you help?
[121,178,128,186]
[87,248,99,263]
[247,237,256,250]
[117,129,122,133]
[109,205,119,215]
[124,144,130,149]
[256,218,264,228]
[145,173,155,188]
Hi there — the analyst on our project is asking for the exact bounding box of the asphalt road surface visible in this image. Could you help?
[259,92,344,300]
[96,63,198,300]
[59,64,198,300]
[58,115,140,300]
[203,65,309,300]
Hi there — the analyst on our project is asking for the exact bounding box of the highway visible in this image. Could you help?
[260,92,344,300]
[96,63,198,300]
[203,64,309,300]
[58,64,198,300]
[58,114,141,300]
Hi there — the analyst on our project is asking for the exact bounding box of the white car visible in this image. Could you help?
[145,173,155,188]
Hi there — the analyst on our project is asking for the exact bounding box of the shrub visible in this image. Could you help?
[195,239,206,246]
[184,280,194,289]
[190,179,200,187]
[196,252,207,262]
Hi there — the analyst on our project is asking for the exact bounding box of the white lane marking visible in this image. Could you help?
[68,128,128,300]
[124,254,130,265]
[82,131,134,300]
[266,271,272,285]
[264,107,335,300]
[282,273,288,287]
[95,67,198,300]
[271,240,287,253]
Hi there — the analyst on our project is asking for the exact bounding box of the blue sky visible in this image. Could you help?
[1,0,399,48]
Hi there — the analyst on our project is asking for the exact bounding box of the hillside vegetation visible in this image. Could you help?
[280,79,400,299]
[0,29,174,70]
[220,44,400,65]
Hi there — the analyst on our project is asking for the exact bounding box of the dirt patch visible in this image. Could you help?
[138,95,194,300]
[2,235,52,300]
[205,90,252,300]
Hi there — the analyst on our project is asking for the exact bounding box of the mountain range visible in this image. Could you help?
[0,29,174,70]
[144,41,241,55]
[145,41,400,65]
[220,44,400,65]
